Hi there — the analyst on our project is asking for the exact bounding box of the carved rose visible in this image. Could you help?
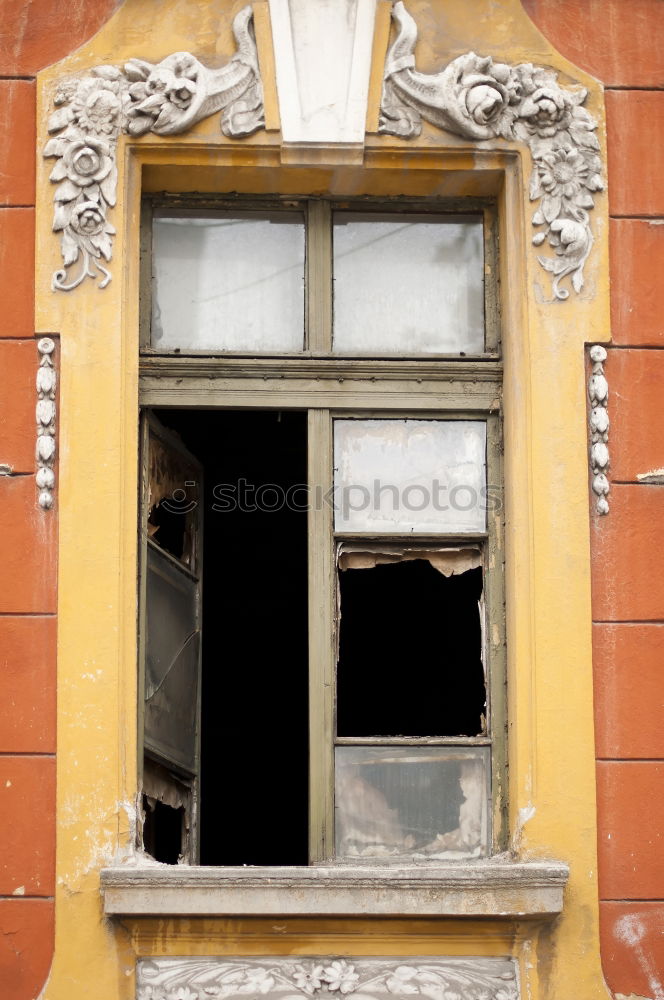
[322,961,360,994]
[62,137,113,186]
[70,201,106,237]
[519,85,571,137]
[293,964,325,995]
[463,75,510,128]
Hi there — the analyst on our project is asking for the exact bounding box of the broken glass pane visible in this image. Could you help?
[335,746,489,860]
[333,419,487,533]
[333,213,484,354]
[144,544,200,772]
[151,211,305,352]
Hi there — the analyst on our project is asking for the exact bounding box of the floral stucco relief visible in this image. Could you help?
[136,957,519,1000]
[43,6,264,292]
[380,2,604,301]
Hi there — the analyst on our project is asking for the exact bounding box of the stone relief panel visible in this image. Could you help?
[588,344,610,514]
[43,6,264,292]
[36,338,57,510]
[136,957,519,1000]
[380,2,604,301]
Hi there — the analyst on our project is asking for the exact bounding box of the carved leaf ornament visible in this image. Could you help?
[43,2,603,301]
[43,6,264,291]
[379,2,604,300]
[136,957,519,1000]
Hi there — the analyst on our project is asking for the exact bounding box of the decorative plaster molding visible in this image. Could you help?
[588,344,609,514]
[36,338,57,510]
[101,860,568,917]
[268,0,377,143]
[379,2,604,301]
[136,957,519,1000]
[43,6,264,292]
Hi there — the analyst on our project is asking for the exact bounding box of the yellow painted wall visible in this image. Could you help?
[35,1,611,997]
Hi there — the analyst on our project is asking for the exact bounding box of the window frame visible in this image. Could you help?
[137,194,506,864]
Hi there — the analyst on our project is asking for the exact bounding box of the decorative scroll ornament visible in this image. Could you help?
[380,2,604,301]
[36,338,57,510]
[43,6,264,292]
[136,957,519,1000]
[588,344,609,514]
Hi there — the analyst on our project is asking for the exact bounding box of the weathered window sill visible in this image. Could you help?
[100,860,569,919]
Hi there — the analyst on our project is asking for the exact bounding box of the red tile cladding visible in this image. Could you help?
[591,484,664,622]
[0,756,55,897]
[610,220,664,347]
[0,617,56,753]
[600,902,664,998]
[597,761,664,899]
[0,900,54,1000]
[0,210,35,337]
[522,0,664,88]
[0,82,36,207]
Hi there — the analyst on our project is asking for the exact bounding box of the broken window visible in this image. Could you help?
[138,196,504,866]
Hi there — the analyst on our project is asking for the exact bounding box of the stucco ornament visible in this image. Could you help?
[43,6,264,292]
[588,344,610,514]
[36,338,57,510]
[380,2,604,301]
[136,957,519,1000]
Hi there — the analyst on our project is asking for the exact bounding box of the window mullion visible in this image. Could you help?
[486,411,506,850]
[306,201,332,353]
[307,408,335,862]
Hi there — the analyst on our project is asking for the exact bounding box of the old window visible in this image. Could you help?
[138,197,504,866]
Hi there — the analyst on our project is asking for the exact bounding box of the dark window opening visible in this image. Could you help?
[336,560,485,738]
[147,409,309,866]
[142,797,185,865]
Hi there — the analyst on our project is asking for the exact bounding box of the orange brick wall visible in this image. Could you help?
[0,4,120,999]
[523,1,664,995]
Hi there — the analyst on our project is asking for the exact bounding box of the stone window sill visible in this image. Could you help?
[100,860,569,919]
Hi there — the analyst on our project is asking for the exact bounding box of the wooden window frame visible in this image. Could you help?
[138,194,506,864]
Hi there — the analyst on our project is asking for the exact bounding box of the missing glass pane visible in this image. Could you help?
[337,557,486,737]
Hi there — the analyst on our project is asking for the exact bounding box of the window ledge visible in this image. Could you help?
[100,860,569,919]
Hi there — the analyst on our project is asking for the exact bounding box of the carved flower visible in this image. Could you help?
[129,55,199,129]
[75,87,123,135]
[70,201,106,237]
[322,962,360,994]
[464,76,509,128]
[456,58,518,139]
[548,218,588,256]
[538,146,588,199]
[238,969,275,994]
[293,964,325,994]
[386,966,420,994]
[62,137,113,187]
[166,989,199,1000]
[137,987,166,1000]
[519,86,571,137]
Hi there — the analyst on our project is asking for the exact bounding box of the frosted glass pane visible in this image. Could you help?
[145,545,200,772]
[333,419,486,533]
[151,212,305,352]
[333,213,484,354]
[335,746,489,859]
